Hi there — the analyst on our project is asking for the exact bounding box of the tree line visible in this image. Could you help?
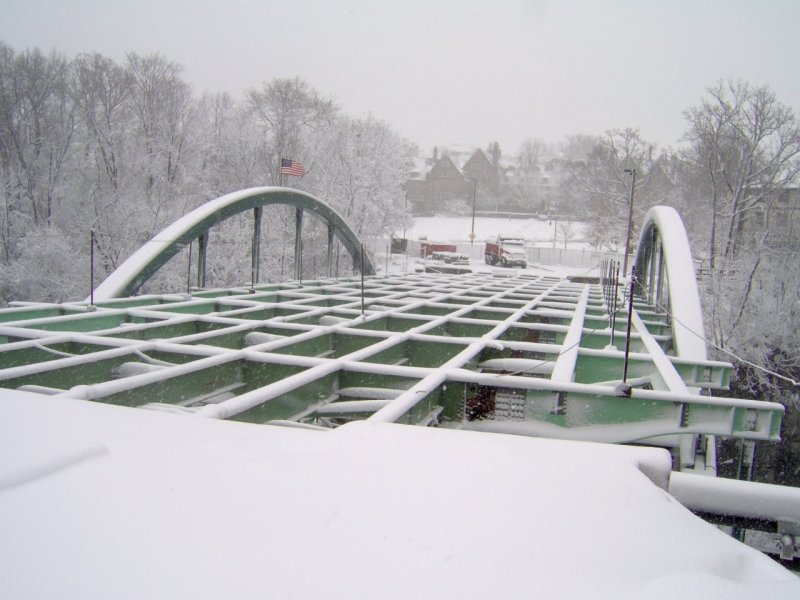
[0,43,413,303]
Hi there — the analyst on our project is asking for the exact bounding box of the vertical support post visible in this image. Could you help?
[294,207,304,281]
[610,262,620,349]
[197,233,208,288]
[326,222,335,279]
[730,438,757,542]
[622,266,636,385]
[90,229,95,306]
[251,206,263,290]
[623,168,637,276]
[655,245,666,310]
[647,228,658,304]
[187,240,193,295]
[737,439,756,481]
[360,243,366,318]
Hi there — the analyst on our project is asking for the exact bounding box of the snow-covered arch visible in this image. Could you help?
[633,206,707,361]
[91,187,376,301]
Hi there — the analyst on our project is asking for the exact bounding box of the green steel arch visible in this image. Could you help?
[633,205,707,361]
[91,187,376,301]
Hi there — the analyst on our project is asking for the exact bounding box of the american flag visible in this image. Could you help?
[280,159,306,177]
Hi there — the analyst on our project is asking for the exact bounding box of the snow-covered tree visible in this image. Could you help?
[246,77,337,184]
[683,80,800,270]
[0,44,75,259]
[307,115,411,237]
[562,129,663,251]
[682,81,800,394]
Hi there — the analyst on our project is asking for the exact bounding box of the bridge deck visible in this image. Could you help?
[0,270,781,444]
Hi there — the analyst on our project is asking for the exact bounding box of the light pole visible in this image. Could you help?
[623,168,637,276]
[403,190,409,273]
[470,178,477,246]
[402,190,408,241]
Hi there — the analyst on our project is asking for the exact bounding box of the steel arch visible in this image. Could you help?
[633,206,707,361]
[90,187,376,301]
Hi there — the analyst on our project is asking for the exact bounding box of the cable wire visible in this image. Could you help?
[653,299,800,388]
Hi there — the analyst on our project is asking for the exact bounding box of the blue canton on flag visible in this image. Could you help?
[280,159,305,177]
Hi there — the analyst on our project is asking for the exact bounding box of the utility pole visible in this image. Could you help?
[402,190,408,241]
[470,178,477,246]
[403,190,410,273]
[623,168,637,276]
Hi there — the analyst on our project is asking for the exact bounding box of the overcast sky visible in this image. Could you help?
[3,0,799,155]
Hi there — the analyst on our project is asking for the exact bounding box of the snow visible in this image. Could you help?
[670,471,800,524]
[1,390,798,599]
[406,215,589,247]
[635,207,708,361]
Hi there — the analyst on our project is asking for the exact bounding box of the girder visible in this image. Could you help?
[633,206,707,361]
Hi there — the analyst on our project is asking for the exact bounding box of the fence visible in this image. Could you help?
[367,238,624,273]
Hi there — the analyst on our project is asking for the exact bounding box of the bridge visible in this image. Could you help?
[1,191,798,577]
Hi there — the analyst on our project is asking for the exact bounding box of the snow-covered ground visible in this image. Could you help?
[2,390,798,599]
[375,215,610,277]
[405,215,591,249]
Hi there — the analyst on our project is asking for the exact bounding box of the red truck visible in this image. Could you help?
[419,242,457,258]
[484,236,528,267]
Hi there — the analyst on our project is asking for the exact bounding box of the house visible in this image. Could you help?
[405,147,499,215]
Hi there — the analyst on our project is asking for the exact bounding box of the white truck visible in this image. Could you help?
[484,235,528,267]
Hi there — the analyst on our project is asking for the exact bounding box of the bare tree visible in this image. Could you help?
[562,128,664,251]
[72,53,131,192]
[683,80,800,269]
[507,138,553,214]
[0,45,75,235]
[246,78,337,182]
[682,81,800,390]
[126,53,196,202]
[306,115,411,238]
[194,91,261,196]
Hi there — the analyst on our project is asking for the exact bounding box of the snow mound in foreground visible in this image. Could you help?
[1,390,797,599]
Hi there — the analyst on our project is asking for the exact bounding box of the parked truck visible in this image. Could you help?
[419,242,457,258]
[484,236,528,267]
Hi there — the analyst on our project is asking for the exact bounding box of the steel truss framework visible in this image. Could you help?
[0,269,780,440]
[1,204,797,560]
